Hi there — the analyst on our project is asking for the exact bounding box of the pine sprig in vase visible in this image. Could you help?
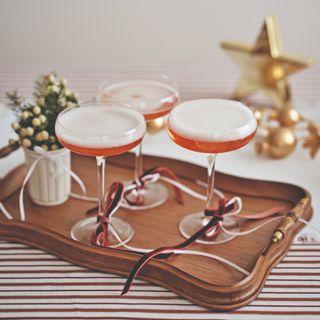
[6,72,78,152]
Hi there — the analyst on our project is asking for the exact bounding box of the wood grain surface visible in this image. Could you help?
[0,153,312,310]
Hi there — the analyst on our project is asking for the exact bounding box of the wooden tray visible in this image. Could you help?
[0,153,312,310]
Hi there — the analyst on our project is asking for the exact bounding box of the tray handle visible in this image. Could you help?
[263,197,309,255]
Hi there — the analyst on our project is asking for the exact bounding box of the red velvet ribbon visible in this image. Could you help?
[123,166,184,206]
[121,198,234,295]
[91,182,124,247]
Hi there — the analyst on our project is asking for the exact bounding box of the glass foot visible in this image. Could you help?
[179,212,239,245]
[123,181,169,210]
[70,216,134,248]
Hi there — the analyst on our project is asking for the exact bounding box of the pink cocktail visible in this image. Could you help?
[56,102,146,247]
[168,99,257,244]
[98,74,180,210]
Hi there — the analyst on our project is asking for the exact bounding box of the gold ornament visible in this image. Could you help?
[256,127,297,158]
[268,106,301,127]
[303,121,320,158]
[147,117,166,134]
[221,16,314,108]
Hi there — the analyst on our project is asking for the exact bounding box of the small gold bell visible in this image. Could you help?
[256,127,297,158]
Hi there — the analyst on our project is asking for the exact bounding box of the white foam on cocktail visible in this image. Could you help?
[55,105,146,148]
[98,79,178,114]
[168,99,257,142]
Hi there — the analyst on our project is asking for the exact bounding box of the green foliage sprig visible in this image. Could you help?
[7,72,78,152]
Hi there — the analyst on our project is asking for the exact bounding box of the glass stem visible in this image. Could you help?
[206,154,217,212]
[134,143,143,183]
[96,156,106,219]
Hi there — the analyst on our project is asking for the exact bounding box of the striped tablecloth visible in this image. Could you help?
[0,64,320,319]
[1,241,320,319]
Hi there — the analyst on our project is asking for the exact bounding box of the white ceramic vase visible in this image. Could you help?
[23,147,71,206]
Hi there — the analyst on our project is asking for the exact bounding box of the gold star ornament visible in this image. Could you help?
[221,16,315,107]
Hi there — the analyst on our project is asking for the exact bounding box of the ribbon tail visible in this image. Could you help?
[122,216,220,295]
[121,246,171,295]
[62,163,87,196]
[19,156,42,221]
[0,202,13,220]
[237,206,285,220]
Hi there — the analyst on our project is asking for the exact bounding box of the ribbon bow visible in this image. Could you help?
[203,198,236,238]
[91,182,124,247]
[123,166,184,206]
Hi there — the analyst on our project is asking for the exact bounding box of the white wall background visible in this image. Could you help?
[0,0,318,65]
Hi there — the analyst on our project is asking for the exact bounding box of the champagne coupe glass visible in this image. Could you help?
[55,101,146,247]
[97,73,180,210]
[167,99,257,244]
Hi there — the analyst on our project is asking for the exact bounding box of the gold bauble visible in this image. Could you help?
[265,63,285,85]
[277,108,300,126]
[256,127,297,158]
[146,118,166,134]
